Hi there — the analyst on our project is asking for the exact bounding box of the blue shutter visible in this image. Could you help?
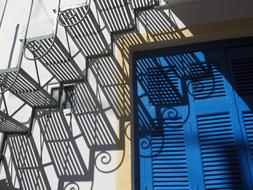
[191,61,226,99]
[135,57,191,190]
[151,119,190,190]
[134,45,253,190]
[196,112,243,189]
[242,112,253,159]
[188,50,247,189]
[226,46,253,188]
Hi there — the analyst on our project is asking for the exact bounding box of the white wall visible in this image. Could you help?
[0,0,253,190]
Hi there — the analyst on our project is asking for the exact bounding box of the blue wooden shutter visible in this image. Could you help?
[226,46,253,188]
[134,46,253,190]
[135,57,191,190]
[196,112,243,189]
[150,119,190,190]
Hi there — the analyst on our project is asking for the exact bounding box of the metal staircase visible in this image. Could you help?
[58,4,111,59]
[0,111,28,134]
[25,35,85,84]
[0,0,162,187]
[0,68,57,108]
[94,0,136,34]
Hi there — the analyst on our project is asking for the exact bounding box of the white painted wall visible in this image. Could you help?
[0,0,252,189]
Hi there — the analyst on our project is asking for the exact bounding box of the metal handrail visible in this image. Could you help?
[0,0,34,94]
[24,0,92,62]
[23,0,62,61]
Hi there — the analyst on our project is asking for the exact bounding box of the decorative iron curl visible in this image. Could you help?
[64,182,80,190]
[23,39,55,61]
[187,76,216,100]
[95,149,125,174]
[161,107,178,120]
[140,135,151,150]
[58,0,91,27]
[124,122,131,141]
[162,106,190,126]
[139,126,164,158]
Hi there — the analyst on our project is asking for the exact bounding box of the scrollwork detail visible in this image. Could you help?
[95,150,125,174]
[58,0,91,27]
[124,122,131,141]
[162,107,179,120]
[64,182,80,190]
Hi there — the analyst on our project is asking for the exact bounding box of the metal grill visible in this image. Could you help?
[94,0,135,33]
[0,68,57,108]
[26,35,85,83]
[0,111,28,133]
[59,5,110,58]
[130,0,159,10]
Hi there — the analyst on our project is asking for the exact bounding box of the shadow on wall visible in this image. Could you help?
[0,5,197,190]
[3,135,51,190]
[36,109,90,189]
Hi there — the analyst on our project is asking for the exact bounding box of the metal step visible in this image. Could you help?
[58,4,111,58]
[0,111,28,134]
[94,0,135,34]
[25,35,85,84]
[0,68,57,108]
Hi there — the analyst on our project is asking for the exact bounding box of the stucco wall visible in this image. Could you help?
[0,0,253,189]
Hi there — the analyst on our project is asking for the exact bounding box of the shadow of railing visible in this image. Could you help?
[72,83,120,150]
[36,109,91,186]
[1,156,19,190]
[115,31,146,65]
[90,56,131,119]
[5,135,50,190]
[134,51,218,157]
[138,8,187,42]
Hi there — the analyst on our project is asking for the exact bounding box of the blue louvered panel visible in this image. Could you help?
[226,46,253,188]
[197,112,243,189]
[151,120,190,190]
[135,45,253,190]
[230,59,253,96]
[191,62,226,99]
[242,112,253,160]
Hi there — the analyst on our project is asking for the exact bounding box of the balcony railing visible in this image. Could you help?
[0,111,28,134]
[0,68,57,108]
[25,35,85,84]
[58,4,111,59]
[94,0,136,34]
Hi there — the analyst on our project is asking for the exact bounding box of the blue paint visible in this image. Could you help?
[134,45,253,190]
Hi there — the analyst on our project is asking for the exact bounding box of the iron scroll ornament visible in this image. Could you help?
[64,182,80,190]
[58,0,91,27]
[135,105,191,158]
[23,0,91,61]
[95,149,125,174]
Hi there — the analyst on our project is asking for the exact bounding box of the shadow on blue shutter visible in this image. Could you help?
[134,43,253,190]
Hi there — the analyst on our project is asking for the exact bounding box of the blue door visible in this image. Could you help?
[133,44,253,190]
